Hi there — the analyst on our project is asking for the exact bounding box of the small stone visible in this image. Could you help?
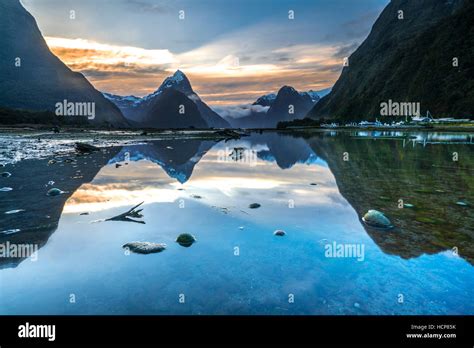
[47,188,64,196]
[123,242,167,254]
[0,187,13,192]
[176,233,196,247]
[310,183,317,186]
[354,302,360,308]
[362,209,393,229]
[249,203,261,209]
[115,163,122,168]
[273,230,286,236]
[1,172,11,178]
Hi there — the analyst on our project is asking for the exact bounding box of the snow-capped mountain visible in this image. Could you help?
[300,91,320,103]
[265,86,315,124]
[253,93,277,107]
[102,93,144,123]
[230,86,327,128]
[254,87,332,108]
[312,87,332,98]
[102,70,229,128]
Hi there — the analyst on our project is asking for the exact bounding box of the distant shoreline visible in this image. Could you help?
[1,124,474,135]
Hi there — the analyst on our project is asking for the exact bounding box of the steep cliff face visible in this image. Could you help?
[141,89,208,129]
[0,0,129,127]
[308,0,473,121]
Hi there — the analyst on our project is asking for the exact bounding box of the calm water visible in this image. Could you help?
[0,131,473,314]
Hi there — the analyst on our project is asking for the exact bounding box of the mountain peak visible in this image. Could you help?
[278,85,297,94]
[158,70,192,94]
[173,69,185,78]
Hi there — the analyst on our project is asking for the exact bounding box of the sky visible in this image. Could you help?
[21,0,388,108]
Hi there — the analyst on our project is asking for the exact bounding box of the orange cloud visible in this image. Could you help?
[46,37,343,105]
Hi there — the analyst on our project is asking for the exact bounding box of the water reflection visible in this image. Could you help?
[0,147,120,269]
[0,131,473,314]
[307,132,474,264]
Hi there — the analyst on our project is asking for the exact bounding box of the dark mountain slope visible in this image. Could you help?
[232,86,316,128]
[141,89,208,129]
[308,0,473,120]
[0,0,128,127]
[267,86,314,124]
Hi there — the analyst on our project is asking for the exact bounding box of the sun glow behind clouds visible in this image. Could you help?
[45,36,344,104]
[25,0,388,104]
[46,37,176,66]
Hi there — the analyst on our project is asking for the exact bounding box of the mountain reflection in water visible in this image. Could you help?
[0,131,473,315]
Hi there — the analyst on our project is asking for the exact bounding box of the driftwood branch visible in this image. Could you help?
[106,202,145,224]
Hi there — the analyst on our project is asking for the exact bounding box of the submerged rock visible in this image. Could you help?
[362,210,393,229]
[123,242,167,254]
[75,142,100,153]
[176,233,196,247]
[274,230,286,236]
[1,172,11,178]
[249,203,261,209]
[47,188,64,196]
[456,201,469,207]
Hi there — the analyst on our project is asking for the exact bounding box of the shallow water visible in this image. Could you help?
[0,131,473,314]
